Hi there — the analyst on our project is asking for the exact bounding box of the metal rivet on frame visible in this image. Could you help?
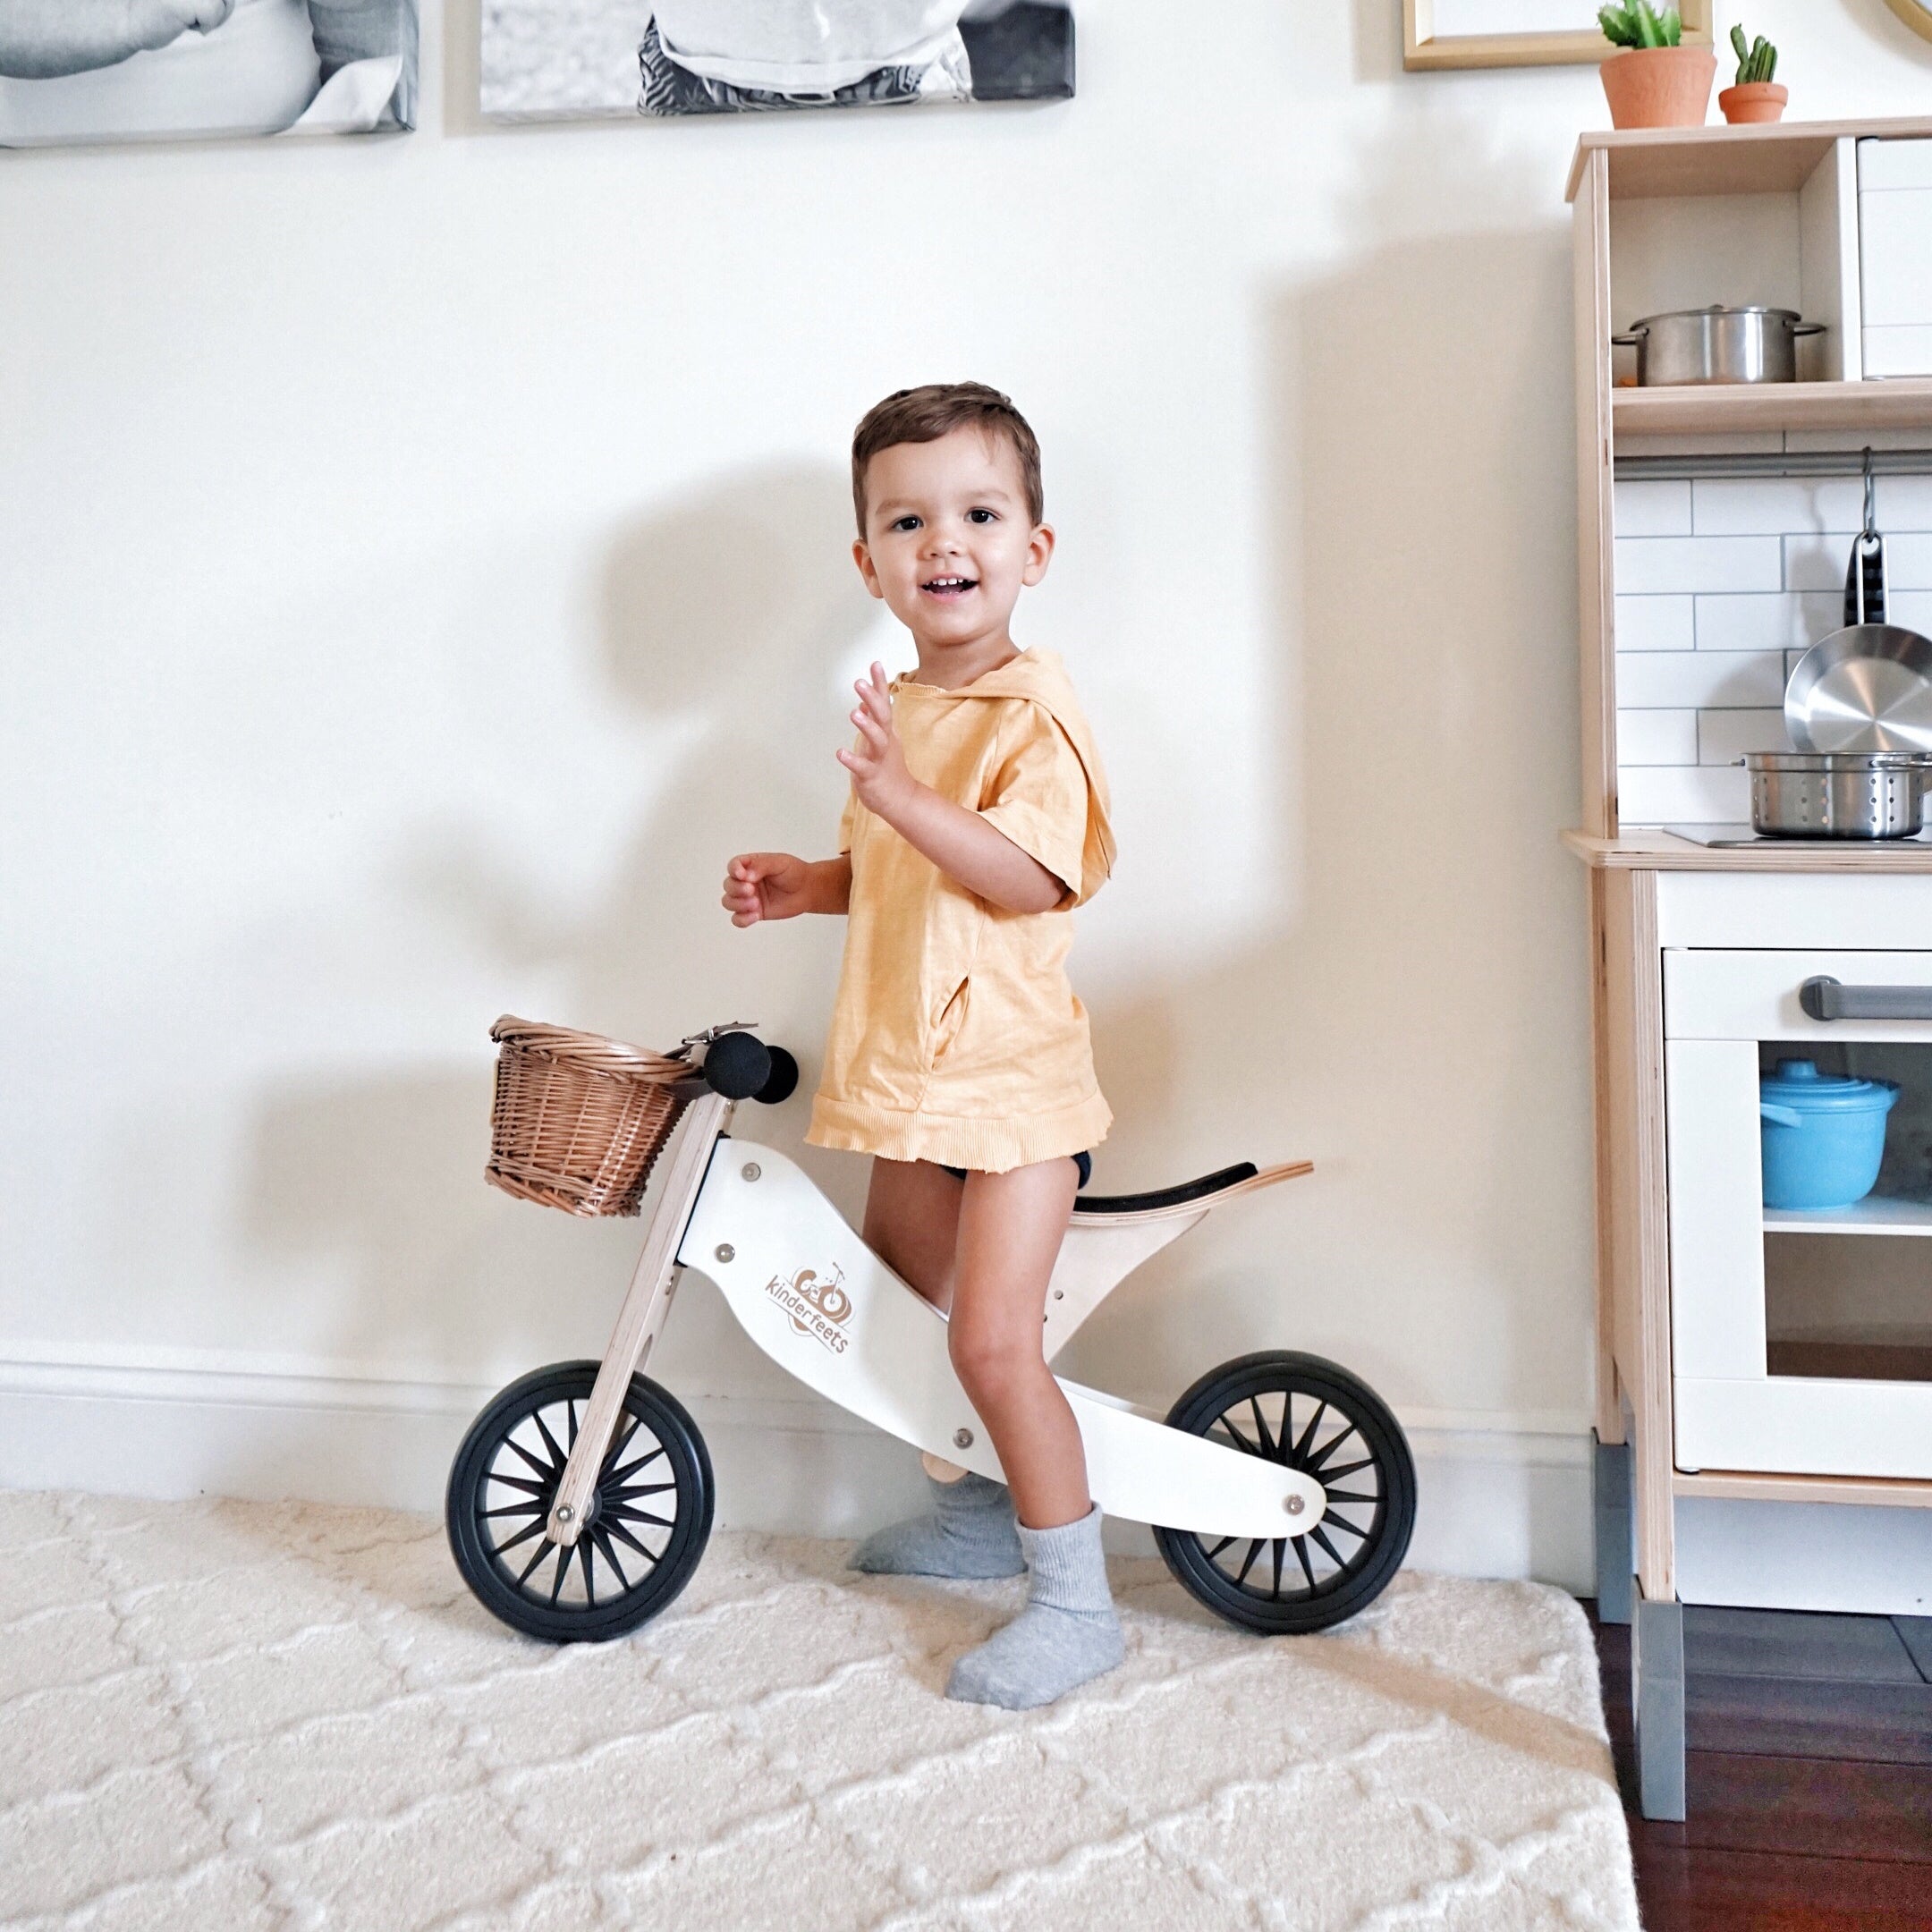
[953,1428,974,1450]
[741,1163,761,1182]
[715,1244,735,1263]
[1284,1495,1305,1515]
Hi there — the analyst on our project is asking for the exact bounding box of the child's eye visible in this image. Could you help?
[891,515,921,533]
[967,508,999,523]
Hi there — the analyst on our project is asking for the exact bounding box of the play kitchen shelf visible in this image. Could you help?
[1564,119,1932,1826]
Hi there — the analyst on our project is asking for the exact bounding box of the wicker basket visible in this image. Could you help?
[486,1016,697,1217]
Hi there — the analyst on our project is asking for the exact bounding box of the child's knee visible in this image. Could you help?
[947,1318,1036,1398]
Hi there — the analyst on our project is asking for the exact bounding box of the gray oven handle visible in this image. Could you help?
[1800,975,1932,1022]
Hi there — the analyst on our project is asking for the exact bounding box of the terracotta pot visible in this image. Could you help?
[1599,46,1717,130]
[1719,80,1789,124]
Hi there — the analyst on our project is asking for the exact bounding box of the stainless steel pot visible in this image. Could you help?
[1740,750,1932,839]
[1615,306,1824,386]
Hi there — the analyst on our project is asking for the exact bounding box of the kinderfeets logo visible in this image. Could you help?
[764,1265,852,1355]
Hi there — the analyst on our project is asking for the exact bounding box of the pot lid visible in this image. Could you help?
[1627,305,1803,328]
[1761,1058,1901,1111]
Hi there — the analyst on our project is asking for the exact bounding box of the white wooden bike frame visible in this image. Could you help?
[545,1090,1320,1548]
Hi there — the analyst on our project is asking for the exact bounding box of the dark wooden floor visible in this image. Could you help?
[1587,1602,1932,1929]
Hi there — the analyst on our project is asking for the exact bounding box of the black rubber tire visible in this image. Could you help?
[1154,1352,1415,1636]
[755,1046,800,1106]
[446,1360,713,1643]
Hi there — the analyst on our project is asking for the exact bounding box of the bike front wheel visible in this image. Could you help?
[445,1360,713,1643]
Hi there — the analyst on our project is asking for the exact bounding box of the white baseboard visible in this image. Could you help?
[0,1348,1594,1590]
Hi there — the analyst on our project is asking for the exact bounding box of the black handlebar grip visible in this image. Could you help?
[755,1046,800,1106]
[702,1030,773,1100]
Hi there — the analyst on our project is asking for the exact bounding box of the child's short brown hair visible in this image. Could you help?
[851,383,1045,534]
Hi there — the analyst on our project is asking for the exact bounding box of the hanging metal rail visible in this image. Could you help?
[1615,445,1932,481]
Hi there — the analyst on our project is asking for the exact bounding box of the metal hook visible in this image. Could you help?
[1863,445,1878,540]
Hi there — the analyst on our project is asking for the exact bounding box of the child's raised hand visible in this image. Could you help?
[722,852,811,927]
[836,663,913,816]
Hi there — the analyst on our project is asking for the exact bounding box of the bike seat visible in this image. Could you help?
[1071,1161,1259,1216]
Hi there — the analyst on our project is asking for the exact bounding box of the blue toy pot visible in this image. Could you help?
[1758,1059,1901,1211]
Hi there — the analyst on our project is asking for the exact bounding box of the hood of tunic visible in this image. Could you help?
[898,649,1115,904]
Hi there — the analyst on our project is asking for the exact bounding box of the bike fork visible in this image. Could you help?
[546,1090,733,1546]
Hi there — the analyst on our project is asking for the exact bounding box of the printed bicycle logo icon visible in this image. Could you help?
[764,1265,852,1355]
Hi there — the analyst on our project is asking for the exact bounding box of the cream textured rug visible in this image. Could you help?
[0,1490,1640,1931]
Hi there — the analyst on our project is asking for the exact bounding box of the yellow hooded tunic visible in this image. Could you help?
[807,649,1114,1173]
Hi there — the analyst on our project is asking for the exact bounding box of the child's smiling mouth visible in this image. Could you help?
[921,575,979,599]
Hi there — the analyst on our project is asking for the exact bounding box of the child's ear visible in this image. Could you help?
[852,537,886,600]
[1021,521,1055,588]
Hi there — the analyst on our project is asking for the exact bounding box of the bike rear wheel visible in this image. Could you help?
[1154,1351,1415,1636]
[446,1360,713,1643]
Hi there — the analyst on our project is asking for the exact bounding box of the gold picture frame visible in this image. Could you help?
[1403,0,1714,71]
[1885,0,1932,46]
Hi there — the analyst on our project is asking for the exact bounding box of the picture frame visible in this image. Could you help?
[1402,0,1714,72]
[1884,0,1932,45]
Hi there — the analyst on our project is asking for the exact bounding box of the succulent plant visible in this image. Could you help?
[1597,4,1683,48]
[1730,22,1779,83]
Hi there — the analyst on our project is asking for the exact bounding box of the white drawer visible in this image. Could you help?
[1864,326,1932,380]
[1859,185,1932,326]
[1665,947,1932,1041]
[1859,136,1932,192]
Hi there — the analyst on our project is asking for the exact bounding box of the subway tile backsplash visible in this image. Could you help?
[1612,472,1932,823]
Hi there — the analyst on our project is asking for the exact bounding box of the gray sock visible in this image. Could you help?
[945,1504,1124,1709]
[848,1468,1025,1579]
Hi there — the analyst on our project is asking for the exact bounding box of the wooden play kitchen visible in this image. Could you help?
[1566,118,1932,1820]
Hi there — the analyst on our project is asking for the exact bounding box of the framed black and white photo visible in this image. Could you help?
[0,1,417,148]
[481,0,1074,123]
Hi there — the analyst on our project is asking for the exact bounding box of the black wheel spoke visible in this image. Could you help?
[1309,1524,1352,1573]
[601,1515,661,1566]
[514,1538,553,1589]
[1294,1533,1318,1592]
[1248,1398,1276,1460]
[1323,1511,1373,1542]
[607,1443,666,1487]
[548,1541,576,1606]
[608,1480,677,1503]
[1321,1489,1379,1506]
[1203,1535,1236,1562]
[567,1400,579,1450]
[580,1538,597,1609]
[1234,1539,1264,1586]
[487,1472,549,1498]
[1317,1455,1377,1484]
[533,1409,567,1472]
[505,1435,555,1481]
[482,1501,546,1520]
[1307,1423,1360,1474]
[1291,1400,1328,1465]
[1269,1538,1284,1599]
[492,1517,548,1555]
[606,1504,674,1530]
[592,1527,631,1594]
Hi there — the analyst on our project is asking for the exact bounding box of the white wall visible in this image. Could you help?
[5,1,1932,1589]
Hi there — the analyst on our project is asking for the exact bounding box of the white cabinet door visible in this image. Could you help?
[1665,947,1932,1479]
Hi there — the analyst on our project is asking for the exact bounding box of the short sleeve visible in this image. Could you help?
[979,704,1096,908]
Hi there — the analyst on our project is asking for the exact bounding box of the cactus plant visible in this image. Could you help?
[1597,4,1683,48]
[1730,23,1778,83]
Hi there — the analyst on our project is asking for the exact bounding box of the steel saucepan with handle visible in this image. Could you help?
[1614,305,1825,386]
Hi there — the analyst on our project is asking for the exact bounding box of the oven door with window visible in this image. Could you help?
[1665,948,1932,1479]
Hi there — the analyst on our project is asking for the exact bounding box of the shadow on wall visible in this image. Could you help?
[242,465,871,1387]
[242,125,1594,1465]
[1063,129,1595,1428]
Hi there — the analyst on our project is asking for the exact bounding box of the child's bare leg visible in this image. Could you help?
[849,1157,1022,1579]
[860,1157,962,1311]
[945,1160,1123,1709]
[946,1159,1086,1527]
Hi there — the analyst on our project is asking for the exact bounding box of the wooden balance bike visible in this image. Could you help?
[447,1020,1417,1643]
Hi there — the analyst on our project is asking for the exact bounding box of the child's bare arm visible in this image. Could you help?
[722,852,852,927]
[840,665,1063,916]
[0,0,232,78]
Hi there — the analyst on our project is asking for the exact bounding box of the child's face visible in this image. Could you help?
[853,428,1053,654]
